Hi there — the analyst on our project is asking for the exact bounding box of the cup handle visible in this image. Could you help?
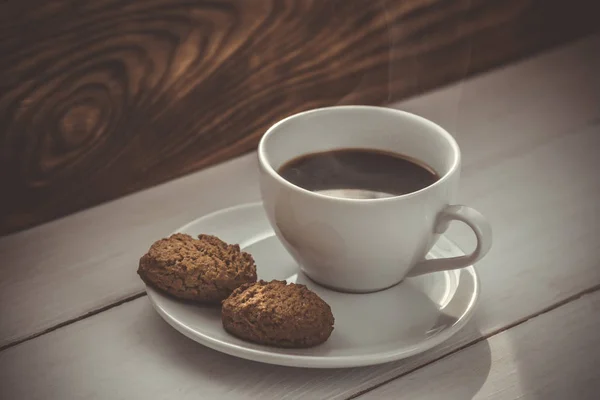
[408,205,492,277]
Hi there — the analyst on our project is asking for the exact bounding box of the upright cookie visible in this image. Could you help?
[222,280,335,348]
[138,233,257,304]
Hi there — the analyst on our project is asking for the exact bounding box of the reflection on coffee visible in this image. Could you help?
[278,148,440,199]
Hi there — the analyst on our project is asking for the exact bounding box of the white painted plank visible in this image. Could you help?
[0,35,599,399]
[360,290,600,400]
[0,289,597,399]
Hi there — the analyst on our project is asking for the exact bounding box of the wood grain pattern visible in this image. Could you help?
[0,0,597,235]
[360,290,600,399]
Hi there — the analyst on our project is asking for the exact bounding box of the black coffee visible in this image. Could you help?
[278,148,439,199]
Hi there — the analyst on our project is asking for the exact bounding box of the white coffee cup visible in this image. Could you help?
[258,106,492,293]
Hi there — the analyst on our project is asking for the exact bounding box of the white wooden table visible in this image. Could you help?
[1,35,599,400]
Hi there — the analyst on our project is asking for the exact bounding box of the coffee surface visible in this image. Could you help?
[278,148,439,199]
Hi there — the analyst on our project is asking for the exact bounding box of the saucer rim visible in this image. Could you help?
[147,202,480,368]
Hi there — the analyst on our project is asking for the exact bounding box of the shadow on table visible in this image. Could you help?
[506,299,600,400]
[361,322,492,399]
[136,301,492,399]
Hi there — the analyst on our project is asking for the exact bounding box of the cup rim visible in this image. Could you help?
[258,105,461,203]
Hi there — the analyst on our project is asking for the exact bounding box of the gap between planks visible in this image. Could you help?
[0,291,146,352]
[1,282,599,367]
[347,282,600,399]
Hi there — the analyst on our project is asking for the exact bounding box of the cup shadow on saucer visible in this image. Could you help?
[244,234,467,353]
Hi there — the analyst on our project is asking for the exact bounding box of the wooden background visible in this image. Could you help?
[0,0,597,235]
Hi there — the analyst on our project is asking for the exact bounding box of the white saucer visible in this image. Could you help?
[145,202,479,368]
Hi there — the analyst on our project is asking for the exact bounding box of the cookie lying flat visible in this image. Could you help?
[138,233,257,304]
[222,280,334,348]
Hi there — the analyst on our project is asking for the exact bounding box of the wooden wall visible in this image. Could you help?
[0,0,597,235]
